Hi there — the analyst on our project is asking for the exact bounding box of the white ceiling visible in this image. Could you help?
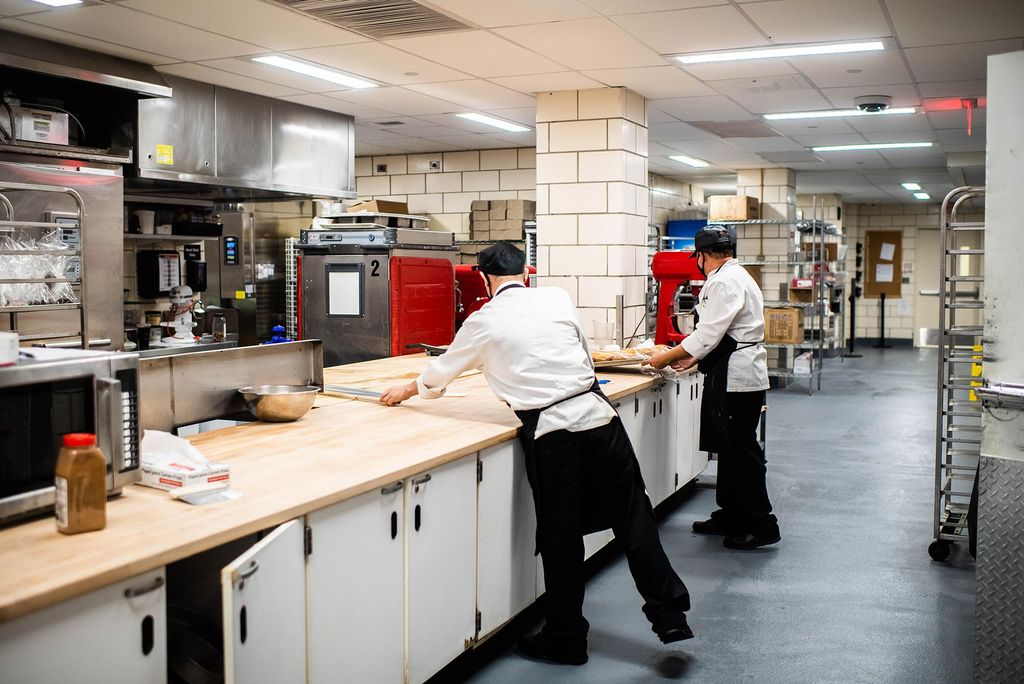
[1,0,1022,201]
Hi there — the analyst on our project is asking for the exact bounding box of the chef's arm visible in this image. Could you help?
[381,318,485,405]
[680,280,743,360]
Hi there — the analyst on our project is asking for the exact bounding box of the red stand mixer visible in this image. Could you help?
[652,250,705,346]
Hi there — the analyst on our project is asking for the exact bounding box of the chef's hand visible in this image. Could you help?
[381,381,418,406]
[670,356,699,372]
[645,349,675,370]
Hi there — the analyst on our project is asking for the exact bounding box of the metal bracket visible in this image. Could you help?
[976,383,1024,411]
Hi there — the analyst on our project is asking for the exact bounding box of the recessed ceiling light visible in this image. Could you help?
[455,113,531,133]
[901,182,922,190]
[28,0,82,5]
[252,55,377,89]
[812,142,933,152]
[765,107,916,121]
[669,154,710,168]
[914,192,931,200]
[674,40,884,65]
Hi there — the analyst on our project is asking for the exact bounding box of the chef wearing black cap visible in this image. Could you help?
[381,242,692,666]
[647,225,780,550]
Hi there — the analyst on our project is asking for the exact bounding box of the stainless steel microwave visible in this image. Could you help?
[0,348,141,525]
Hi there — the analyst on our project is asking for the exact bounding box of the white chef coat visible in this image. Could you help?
[416,281,616,438]
[681,258,769,392]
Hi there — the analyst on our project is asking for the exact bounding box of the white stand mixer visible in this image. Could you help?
[161,285,198,346]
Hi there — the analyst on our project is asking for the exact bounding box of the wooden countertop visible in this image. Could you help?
[0,355,657,622]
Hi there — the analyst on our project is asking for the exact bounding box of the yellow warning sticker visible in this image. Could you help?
[155,144,174,165]
[234,290,246,300]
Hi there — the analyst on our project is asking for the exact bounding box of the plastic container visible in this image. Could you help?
[212,313,227,342]
[54,433,107,535]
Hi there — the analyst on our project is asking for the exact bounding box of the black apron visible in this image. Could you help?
[697,335,759,453]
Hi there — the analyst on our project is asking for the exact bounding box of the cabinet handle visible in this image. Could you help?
[232,560,260,586]
[391,511,398,540]
[381,481,403,495]
[141,615,155,656]
[414,504,422,532]
[124,576,164,599]
[411,474,432,487]
[240,605,248,645]
[659,398,663,415]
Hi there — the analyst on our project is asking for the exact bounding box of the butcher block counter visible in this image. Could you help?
[0,355,658,623]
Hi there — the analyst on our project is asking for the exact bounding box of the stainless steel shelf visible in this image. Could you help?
[0,302,81,313]
[0,277,78,284]
[0,249,79,256]
[124,233,221,242]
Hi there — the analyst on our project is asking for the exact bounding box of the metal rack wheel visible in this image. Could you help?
[929,540,952,562]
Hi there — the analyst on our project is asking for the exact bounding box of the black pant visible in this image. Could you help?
[709,389,779,537]
[524,418,690,639]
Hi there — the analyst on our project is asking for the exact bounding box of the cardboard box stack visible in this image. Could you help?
[470,199,535,241]
[763,306,805,344]
[709,195,759,221]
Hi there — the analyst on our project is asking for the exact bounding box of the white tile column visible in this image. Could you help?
[534,87,649,342]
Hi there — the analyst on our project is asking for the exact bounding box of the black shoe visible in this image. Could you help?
[692,519,734,536]
[651,612,695,644]
[515,633,588,666]
[723,532,781,550]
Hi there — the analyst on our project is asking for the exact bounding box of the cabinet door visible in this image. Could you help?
[406,458,478,684]
[478,442,537,638]
[0,568,166,684]
[307,483,405,683]
[674,378,694,489]
[691,374,709,480]
[656,382,678,503]
[635,388,661,504]
[222,520,306,684]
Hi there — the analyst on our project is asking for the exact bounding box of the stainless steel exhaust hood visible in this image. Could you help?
[0,29,171,98]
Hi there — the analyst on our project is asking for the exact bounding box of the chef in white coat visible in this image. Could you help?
[648,225,781,550]
[381,242,692,666]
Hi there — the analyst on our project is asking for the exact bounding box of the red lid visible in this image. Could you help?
[63,433,96,448]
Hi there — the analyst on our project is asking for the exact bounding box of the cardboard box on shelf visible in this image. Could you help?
[764,306,804,344]
[347,199,409,214]
[743,264,763,286]
[472,210,490,222]
[709,195,759,221]
[470,200,490,212]
[801,243,839,262]
[506,199,536,220]
[489,200,507,220]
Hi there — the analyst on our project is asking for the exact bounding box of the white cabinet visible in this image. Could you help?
[0,568,167,684]
[634,387,660,503]
[671,377,694,492]
[478,442,537,638]
[406,457,478,684]
[222,520,307,684]
[691,374,708,481]
[307,482,405,684]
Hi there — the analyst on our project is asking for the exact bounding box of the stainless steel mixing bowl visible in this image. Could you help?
[237,385,320,422]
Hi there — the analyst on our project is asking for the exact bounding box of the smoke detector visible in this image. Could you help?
[854,95,893,113]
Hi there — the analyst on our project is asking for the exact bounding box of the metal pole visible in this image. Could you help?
[873,292,891,348]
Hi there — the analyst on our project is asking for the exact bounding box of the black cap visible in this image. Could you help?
[690,224,736,258]
[476,242,527,275]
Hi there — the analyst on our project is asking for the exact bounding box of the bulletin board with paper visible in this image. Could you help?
[864,230,902,298]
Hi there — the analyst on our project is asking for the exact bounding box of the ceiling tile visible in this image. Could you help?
[726,137,806,152]
[885,0,1024,48]
[582,66,716,99]
[652,95,753,121]
[927,109,985,130]
[761,150,822,163]
[155,63,303,98]
[430,133,530,149]
[649,121,718,141]
[406,80,535,110]
[426,0,597,26]
[723,86,832,115]
[880,152,949,169]
[483,107,537,125]
[904,38,1024,83]
[385,31,565,78]
[792,49,913,89]
[490,72,605,94]
[647,105,681,124]
[742,0,889,43]
[354,125,412,144]
[390,138,467,153]
[494,18,665,70]
[280,93,400,120]
[788,132,866,146]
[918,80,987,98]
[935,128,985,145]
[679,59,796,82]
[287,42,471,85]
[328,87,462,115]
[767,118,859,136]
[17,4,264,61]
[846,112,934,134]
[0,17,178,64]
[861,130,937,144]
[200,57,350,92]
[611,6,767,54]
[820,84,921,108]
[663,138,748,157]
[583,0,727,14]
[121,0,367,50]
[355,141,408,156]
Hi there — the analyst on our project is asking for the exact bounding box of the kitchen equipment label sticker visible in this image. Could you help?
[155,144,174,165]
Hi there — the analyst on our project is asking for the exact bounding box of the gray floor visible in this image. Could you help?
[434,348,976,684]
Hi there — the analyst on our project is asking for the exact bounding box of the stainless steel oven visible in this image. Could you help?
[0,348,140,524]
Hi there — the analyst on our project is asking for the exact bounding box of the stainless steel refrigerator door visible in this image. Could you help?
[301,252,390,367]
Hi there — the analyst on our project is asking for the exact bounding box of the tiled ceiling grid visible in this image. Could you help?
[0,0,1022,201]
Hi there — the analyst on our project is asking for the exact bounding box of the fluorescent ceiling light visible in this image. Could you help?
[914,192,931,200]
[765,107,916,121]
[901,182,922,190]
[455,113,531,133]
[675,40,884,65]
[29,0,82,5]
[252,55,377,89]
[669,154,710,168]
[811,142,933,152]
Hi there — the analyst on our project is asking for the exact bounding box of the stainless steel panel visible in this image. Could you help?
[138,340,324,432]
[975,454,1024,681]
[137,76,216,180]
[0,156,123,349]
[271,100,355,198]
[215,89,272,187]
[301,253,390,367]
